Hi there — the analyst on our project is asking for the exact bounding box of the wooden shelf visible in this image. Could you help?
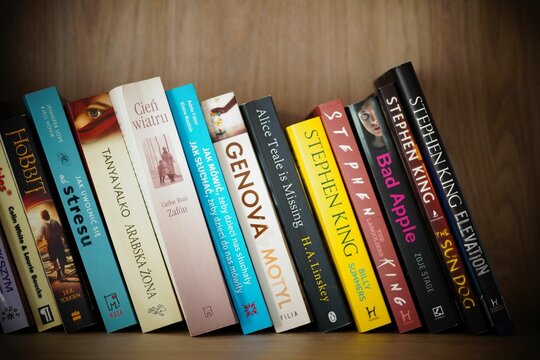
[0,0,538,356]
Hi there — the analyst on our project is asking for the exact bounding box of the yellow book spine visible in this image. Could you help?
[0,141,62,331]
[286,117,391,332]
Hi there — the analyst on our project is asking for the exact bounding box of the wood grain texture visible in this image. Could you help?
[0,0,538,338]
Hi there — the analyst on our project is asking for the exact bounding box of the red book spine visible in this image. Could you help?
[314,99,421,333]
[377,84,489,334]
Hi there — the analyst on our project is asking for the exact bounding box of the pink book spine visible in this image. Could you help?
[314,99,421,333]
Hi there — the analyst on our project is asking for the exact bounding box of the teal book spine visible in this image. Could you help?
[166,83,272,334]
[23,87,137,332]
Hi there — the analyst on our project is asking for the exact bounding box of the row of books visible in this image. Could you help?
[0,62,512,336]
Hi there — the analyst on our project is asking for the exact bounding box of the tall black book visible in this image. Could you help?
[240,96,352,332]
[346,96,460,333]
[375,61,513,334]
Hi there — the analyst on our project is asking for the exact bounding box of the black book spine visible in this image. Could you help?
[346,96,460,333]
[240,96,352,332]
[0,115,97,333]
[377,62,513,334]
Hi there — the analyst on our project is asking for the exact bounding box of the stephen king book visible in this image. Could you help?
[24,87,137,332]
[347,96,459,333]
[377,83,489,334]
[166,84,272,334]
[0,226,33,333]
[66,93,183,333]
[0,115,97,333]
[375,61,512,334]
[240,96,352,332]
[201,93,310,333]
[110,77,236,336]
[286,117,391,333]
[0,138,61,332]
[313,99,421,333]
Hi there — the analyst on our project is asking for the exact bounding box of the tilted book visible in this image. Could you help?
[66,93,183,333]
[24,87,137,332]
[0,227,33,333]
[201,93,310,333]
[110,77,236,336]
[347,96,459,333]
[0,115,97,333]
[377,84,489,334]
[375,61,513,334]
[0,140,62,332]
[313,99,421,333]
[286,117,391,332]
[166,84,272,334]
[240,96,352,332]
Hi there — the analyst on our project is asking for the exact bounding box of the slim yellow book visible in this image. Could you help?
[286,117,391,332]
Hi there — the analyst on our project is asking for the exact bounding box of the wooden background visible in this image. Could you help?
[0,0,538,342]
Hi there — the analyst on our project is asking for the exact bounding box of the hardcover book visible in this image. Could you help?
[0,115,97,333]
[377,83,489,334]
[0,227,33,333]
[286,117,391,332]
[110,77,236,336]
[313,99,421,333]
[346,96,459,333]
[0,139,62,332]
[240,96,352,332]
[375,61,513,334]
[201,93,311,333]
[66,93,183,333]
[166,84,272,334]
[24,87,137,332]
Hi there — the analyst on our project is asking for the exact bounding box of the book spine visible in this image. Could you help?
[66,93,183,333]
[346,96,460,333]
[240,96,352,332]
[0,115,98,333]
[110,77,236,336]
[0,228,33,333]
[24,87,137,332]
[0,142,62,331]
[377,83,489,334]
[165,84,272,334]
[314,99,421,333]
[286,117,391,332]
[201,93,311,333]
[382,62,512,334]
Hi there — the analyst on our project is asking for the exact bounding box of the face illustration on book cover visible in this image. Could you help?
[70,93,119,144]
[143,134,183,189]
[203,95,246,142]
[358,100,385,148]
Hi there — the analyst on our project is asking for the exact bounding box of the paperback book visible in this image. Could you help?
[0,114,97,333]
[346,96,459,333]
[375,61,512,334]
[66,93,183,333]
[201,92,311,333]
[240,96,352,332]
[313,99,421,333]
[0,138,62,332]
[286,116,391,332]
[166,83,272,334]
[110,77,236,336]
[24,87,137,332]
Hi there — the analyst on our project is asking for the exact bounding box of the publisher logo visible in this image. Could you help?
[38,305,55,324]
[328,311,337,323]
[71,310,82,322]
[244,302,257,317]
[203,306,213,318]
[366,306,377,319]
[432,305,445,319]
[1,305,21,321]
[148,304,167,317]
[104,293,120,311]
[57,152,71,167]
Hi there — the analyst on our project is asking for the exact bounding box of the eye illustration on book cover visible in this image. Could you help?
[206,96,246,142]
[69,93,119,144]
